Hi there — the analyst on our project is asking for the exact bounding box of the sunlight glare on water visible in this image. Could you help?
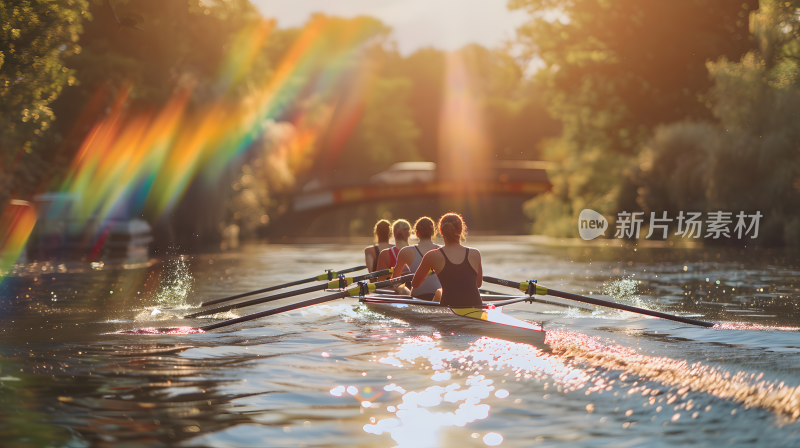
[332,335,581,447]
[4,241,800,447]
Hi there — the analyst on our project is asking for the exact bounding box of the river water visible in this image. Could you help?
[2,238,800,447]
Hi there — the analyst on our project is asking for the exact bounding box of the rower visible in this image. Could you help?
[391,216,442,301]
[411,212,483,307]
[376,219,411,281]
[364,219,392,275]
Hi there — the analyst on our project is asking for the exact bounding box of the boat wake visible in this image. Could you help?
[333,326,800,448]
[547,330,800,420]
[118,327,205,335]
[712,322,800,332]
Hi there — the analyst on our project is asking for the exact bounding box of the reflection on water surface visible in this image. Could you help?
[2,240,800,447]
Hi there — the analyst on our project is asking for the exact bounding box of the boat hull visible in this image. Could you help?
[365,299,549,352]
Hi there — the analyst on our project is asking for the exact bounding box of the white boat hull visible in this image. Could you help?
[365,299,549,352]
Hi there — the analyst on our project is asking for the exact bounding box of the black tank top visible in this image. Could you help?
[437,247,482,307]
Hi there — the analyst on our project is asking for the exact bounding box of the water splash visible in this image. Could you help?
[134,308,179,321]
[154,253,194,308]
[603,276,641,305]
[302,303,359,318]
[600,276,667,317]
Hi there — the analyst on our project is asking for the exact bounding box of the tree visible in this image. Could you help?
[514,0,754,236]
[638,0,800,245]
[349,76,421,164]
[0,0,89,206]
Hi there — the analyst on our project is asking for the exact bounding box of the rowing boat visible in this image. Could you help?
[361,295,550,352]
[188,271,714,335]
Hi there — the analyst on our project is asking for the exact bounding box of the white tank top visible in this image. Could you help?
[410,245,442,297]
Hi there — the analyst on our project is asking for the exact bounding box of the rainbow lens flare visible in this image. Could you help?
[1,15,387,273]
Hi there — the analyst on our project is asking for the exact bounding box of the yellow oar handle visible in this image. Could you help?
[328,277,353,288]
[323,267,394,287]
[348,283,377,296]
[518,281,548,295]
[320,266,394,281]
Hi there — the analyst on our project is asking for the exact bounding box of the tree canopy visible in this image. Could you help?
[637,0,800,245]
[0,0,88,205]
[514,0,757,237]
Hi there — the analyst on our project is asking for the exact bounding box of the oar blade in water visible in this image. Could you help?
[482,276,715,328]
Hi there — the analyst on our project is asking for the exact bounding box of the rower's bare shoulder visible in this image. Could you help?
[398,245,415,255]
[397,245,414,258]
[423,248,443,260]
[467,247,481,262]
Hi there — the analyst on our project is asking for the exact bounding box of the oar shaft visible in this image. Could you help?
[202,274,415,331]
[485,296,534,307]
[200,276,318,307]
[188,268,392,318]
[364,294,575,309]
[185,282,326,318]
[482,276,714,328]
[338,265,368,275]
[480,294,584,309]
[201,292,349,331]
[547,288,714,327]
[199,265,367,307]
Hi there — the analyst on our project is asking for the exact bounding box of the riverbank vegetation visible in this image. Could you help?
[518,0,800,245]
[1,0,798,246]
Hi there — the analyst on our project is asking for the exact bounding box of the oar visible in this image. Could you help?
[483,276,715,328]
[199,265,367,307]
[185,268,392,318]
[363,295,574,309]
[200,274,415,331]
[480,292,581,309]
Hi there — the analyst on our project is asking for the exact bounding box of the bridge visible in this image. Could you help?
[267,162,552,236]
[292,179,551,211]
[292,161,552,212]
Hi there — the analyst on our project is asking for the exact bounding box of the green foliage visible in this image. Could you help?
[0,0,89,205]
[390,44,558,165]
[516,0,753,236]
[390,48,445,163]
[0,0,87,137]
[349,76,421,164]
[638,0,800,245]
[61,0,260,107]
[225,16,399,236]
